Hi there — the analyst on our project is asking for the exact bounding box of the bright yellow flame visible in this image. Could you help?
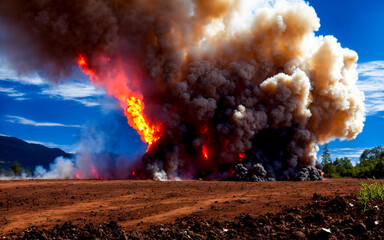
[78,56,86,66]
[126,96,160,149]
[202,145,208,160]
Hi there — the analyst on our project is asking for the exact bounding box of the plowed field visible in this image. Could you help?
[0,178,368,237]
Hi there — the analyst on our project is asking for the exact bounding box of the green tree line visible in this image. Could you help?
[321,144,384,178]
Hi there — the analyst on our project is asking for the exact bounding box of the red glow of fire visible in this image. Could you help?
[224,139,229,152]
[77,54,161,151]
[132,171,135,176]
[78,55,94,76]
[91,165,97,174]
[239,152,245,161]
[228,169,235,178]
[201,126,208,134]
[74,169,82,179]
[202,145,209,160]
[91,165,103,179]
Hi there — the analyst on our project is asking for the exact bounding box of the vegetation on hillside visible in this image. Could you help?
[0,160,32,177]
[0,136,71,176]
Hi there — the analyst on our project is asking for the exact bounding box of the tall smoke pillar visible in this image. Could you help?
[0,0,365,180]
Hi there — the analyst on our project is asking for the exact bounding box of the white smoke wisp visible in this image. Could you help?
[0,171,33,180]
[32,154,137,180]
[34,157,76,179]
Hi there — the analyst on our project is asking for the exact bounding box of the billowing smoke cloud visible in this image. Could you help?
[34,156,76,179]
[0,0,365,181]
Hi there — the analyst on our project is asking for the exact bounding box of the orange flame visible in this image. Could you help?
[78,55,94,76]
[77,54,161,151]
[202,145,209,160]
[239,152,245,161]
[126,96,160,149]
[322,171,326,181]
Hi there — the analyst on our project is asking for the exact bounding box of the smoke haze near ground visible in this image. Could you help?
[0,0,365,180]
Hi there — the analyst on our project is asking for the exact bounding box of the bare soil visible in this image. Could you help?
[0,178,370,237]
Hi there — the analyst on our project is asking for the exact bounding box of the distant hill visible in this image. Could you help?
[0,136,72,171]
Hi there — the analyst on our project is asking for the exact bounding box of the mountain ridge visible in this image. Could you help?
[0,135,72,171]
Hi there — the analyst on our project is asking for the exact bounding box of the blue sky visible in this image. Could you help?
[0,0,383,164]
[0,69,146,156]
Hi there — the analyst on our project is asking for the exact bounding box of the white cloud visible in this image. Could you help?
[0,66,44,85]
[0,62,107,107]
[329,147,365,159]
[5,115,81,128]
[358,61,384,79]
[0,86,27,100]
[41,82,106,107]
[0,80,107,107]
[318,146,367,165]
[14,97,28,101]
[357,61,384,116]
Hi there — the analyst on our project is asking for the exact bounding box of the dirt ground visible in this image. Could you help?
[0,178,368,237]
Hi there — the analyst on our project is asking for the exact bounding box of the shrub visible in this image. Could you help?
[358,180,384,211]
[11,161,22,176]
